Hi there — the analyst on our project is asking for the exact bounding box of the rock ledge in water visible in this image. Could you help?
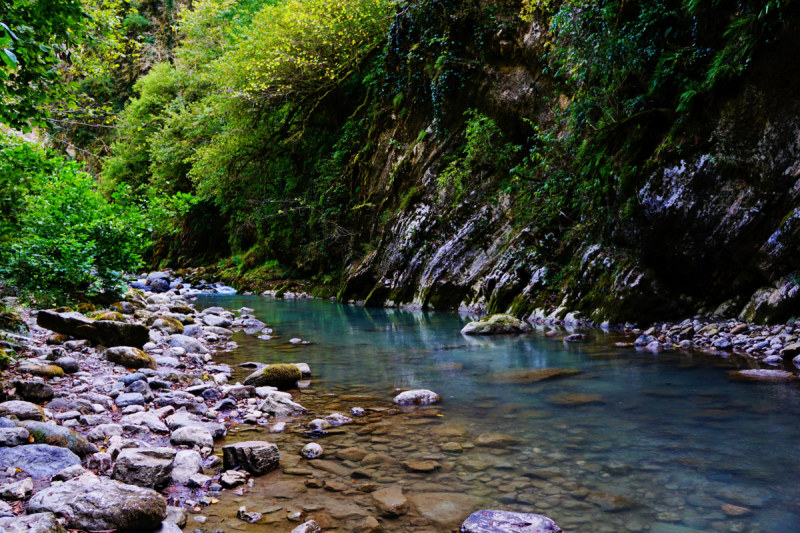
[461,314,531,335]
[460,510,562,533]
[393,389,441,405]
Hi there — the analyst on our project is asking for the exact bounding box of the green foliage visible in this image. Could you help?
[0,133,153,305]
[437,110,518,204]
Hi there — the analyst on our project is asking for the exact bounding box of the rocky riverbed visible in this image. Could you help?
[0,270,799,533]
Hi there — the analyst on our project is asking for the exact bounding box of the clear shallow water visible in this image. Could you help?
[195,296,800,533]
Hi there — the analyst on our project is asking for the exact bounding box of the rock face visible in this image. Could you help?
[105,347,157,370]
[393,390,441,405]
[112,447,176,488]
[0,444,81,478]
[222,441,280,475]
[243,364,302,389]
[28,476,167,532]
[461,315,532,335]
[37,310,149,348]
[460,510,562,533]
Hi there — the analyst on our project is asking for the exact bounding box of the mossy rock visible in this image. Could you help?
[76,303,96,314]
[243,363,302,389]
[18,364,65,379]
[0,350,12,371]
[146,316,184,335]
[45,334,70,346]
[53,307,74,313]
[110,302,137,315]
[96,311,125,322]
[0,311,27,335]
[460,314,531,335]
[105,347,157,370]
[19,421,98,456]
[275,286,288,298]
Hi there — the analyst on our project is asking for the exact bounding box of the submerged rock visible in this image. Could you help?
[28,475,166,531]
[258,391,307,417]
[393,389,441,405]
[372,486,408,517]
[488,368,581,384]
[731,369,797,381]
[37,310,149,348]
[301,443,324,459]
[547,393,605,406]
[475,433,520,448]
[461,315,531,335]
[460,510,562,533]
[407,493,483,529]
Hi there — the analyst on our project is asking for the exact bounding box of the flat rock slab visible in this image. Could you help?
[0,444,81,478]
[460,510,562,533]
[408,493,484,529]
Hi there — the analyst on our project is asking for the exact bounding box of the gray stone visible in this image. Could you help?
[0,512,66,533]
[53,357,79,373]
[222,441,280,476]
[0,444,81,478]
[28,475,166,531]
[37,310,149,348]
[461,315,531,335]
[460,510,562,533]
[120,412,168,433]
[112,447,176,488]
[0,427,29,447]
[13,381,54,403]
[0,478,33,500]
[170,426,213,449]
[115,393,145,408]
[258,391,307,417]
[18,421,98,457]
[171,450,203,484]
[86,424,123,441]
[167,335,208,354]
[393,389,441,405]
[0,401,44,421]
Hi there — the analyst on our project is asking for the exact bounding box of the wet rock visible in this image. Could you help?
[564,334,587,342]
[460,509,562,533]
[19,421,98,457]
[547,393,605,406]
[372,487,408,517]
[166,335,208,354]
[354,516,382,533]
[488,368,581,384]
[290,520,321,533]
[237,506,262,523]
[461,315,531,335]
[308,419,331,431]
[37,310,149,348]
[13,380,53,403]
[393,389,441,405]
[731,369,797,381]
[112,447,176,488]
[337,448,369,462]
[106,347,157,370]
[351,407,365,417]
[401,460,440,473]
[0,444,81,478]
[222,441,280,475]
[28,475,166,531]
[258,391,307,417]
[475,433,520,448]
[722,504,751,516]
[586,491,636,512]
[220,470,247,488]
[431,425,469,438]
[325,412,352,426]
[441,442,464,453]
[186,473,211,488]
[243,364,302,389]
[170,426,213,449]
[171,450,203,484]
[301,443,324,459]
[0,512,67,533]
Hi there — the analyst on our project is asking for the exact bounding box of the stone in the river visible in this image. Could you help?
[19,421,98,457]
[0,427,30,447]
[290,520,321,533]
[490,368,581,384]
[441,442,464,453]
[431,425,469,438]
[301,443,323,459]
[781,343,800,358]
[105,347,157,370]
[460,314,531,335]
[150,317,184,336]
[475,433,520,448]
[405,493,484,529]
[222,441,280,475]
[0,444,81,478]
[171,450,203,484]
[258,391,307,417]
[337,448,369,462]
[170,426,213,449]
[722,504,751,516]
[372,487,408,517]
[393,389,441,405]
[308,419,331,431]
[401,460,440,473]
[112,447,176,488]
[28,475,166,531]
[0,512,67,533]
[13,380,53,403]
[16,364,64,379]
[325,412,352,426]
[37,310,149,348]
[460,509,562,533]
[731,369,797,381]
[564,334,587,342]
[547,393,605,406]
[243,364,302,389]
[351,407,365,417]
[585,491,636,512]
[220,470,247,488]
[166,334,208,354]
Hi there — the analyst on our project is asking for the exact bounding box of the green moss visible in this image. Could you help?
[243,363,302,389]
